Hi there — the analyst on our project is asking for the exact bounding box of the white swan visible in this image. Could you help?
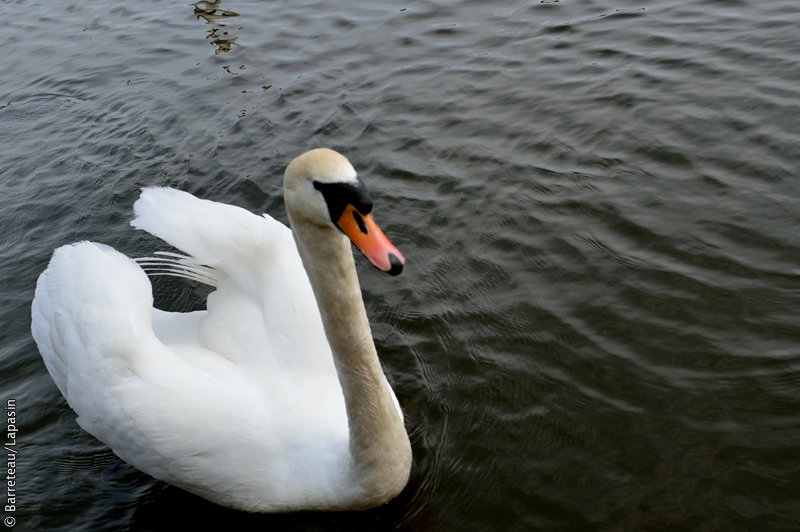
[30,148,412,512]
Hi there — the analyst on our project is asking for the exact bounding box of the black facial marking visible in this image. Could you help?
[352,210,368,234]
[313,179,373,224]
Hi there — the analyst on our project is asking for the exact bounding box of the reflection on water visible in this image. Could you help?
[193,0,239,24]
[207,28,238,54]
[193,0,240,54]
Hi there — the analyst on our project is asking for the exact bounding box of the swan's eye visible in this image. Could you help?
[313,180,373,223]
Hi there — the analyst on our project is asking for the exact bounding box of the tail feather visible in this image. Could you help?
[30,242,155,403]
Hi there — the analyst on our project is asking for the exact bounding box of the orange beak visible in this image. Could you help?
[336,204,404,276]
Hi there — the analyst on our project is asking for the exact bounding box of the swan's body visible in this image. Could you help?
[30,149,412,512]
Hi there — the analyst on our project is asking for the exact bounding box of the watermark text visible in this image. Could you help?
[4,399,16,528]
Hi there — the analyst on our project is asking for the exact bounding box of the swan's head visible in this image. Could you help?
[284,148,404,276]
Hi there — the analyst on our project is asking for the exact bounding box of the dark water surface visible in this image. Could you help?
[2,0,800,530]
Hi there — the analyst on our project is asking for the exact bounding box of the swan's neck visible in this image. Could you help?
[289,221,411,507]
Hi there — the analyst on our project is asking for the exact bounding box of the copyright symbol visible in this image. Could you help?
[3,516,13,527]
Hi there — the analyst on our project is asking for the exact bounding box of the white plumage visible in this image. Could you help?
[31,149,412,512]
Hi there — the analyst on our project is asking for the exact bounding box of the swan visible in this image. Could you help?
[30,148,412,512]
